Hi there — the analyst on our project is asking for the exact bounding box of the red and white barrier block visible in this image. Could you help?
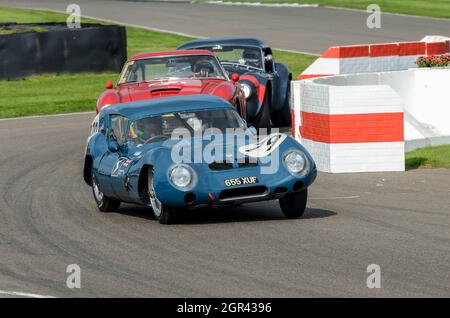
[291,37,449,173]
[292,81,405,173]
[298,40,450,80]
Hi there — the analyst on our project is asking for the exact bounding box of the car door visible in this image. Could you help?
[97,114,131,200]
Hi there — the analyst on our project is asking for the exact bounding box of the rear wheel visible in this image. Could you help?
[148,170,178,224]
[91,169,120,212]
[279,188,308,219]
[271,82,291,127]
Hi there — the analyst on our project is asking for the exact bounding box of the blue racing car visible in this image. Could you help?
[83,95,317,224]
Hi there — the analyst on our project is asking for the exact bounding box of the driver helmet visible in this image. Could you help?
[192,59,215,77]
[130,117,162,142]
[242,48,261,68]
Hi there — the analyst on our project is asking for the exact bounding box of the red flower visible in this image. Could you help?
[416,54,450,68]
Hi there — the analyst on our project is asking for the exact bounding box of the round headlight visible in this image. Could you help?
[169,165,196,190]
[241,83,252,99]
[284,151,307,175]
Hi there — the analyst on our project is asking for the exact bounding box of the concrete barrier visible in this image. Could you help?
[292,68,450,173]
[292,80,405,173]
[298,40,450,80]
[292,37,450,173]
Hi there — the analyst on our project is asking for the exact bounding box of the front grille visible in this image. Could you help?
[219,186,268,201]
[237,156,258,168]
[209,162,233,170]
[209,157,258,170]
[238,161,258,168]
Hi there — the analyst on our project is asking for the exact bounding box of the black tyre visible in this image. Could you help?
[148,170,178,224]
[252,91,271,134]
[91,169,120,212]
[279,188,308,219]
[271,82,291,127]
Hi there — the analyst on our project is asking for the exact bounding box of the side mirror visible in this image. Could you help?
[106,80,114,89]
[231,73,240,83]
[265,54,273,62]
[108,138,120,152]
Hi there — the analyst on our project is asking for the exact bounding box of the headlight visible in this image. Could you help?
[284,151,308,176]
[169,164,196,190]
[241,83,252,99]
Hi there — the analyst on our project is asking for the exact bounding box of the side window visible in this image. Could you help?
[110,115,129,145]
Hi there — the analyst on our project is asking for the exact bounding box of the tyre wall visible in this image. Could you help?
[0,23,127,80]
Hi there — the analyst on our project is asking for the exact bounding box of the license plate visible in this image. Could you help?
[224,177,258,187]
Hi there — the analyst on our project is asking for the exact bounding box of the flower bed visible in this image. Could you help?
[416,54,450,68]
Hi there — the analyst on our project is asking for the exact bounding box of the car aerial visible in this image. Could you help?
[177,38,293,128]
[96,50,268,130]
[84,95,317,224]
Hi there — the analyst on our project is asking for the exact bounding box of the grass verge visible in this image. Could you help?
[0,73,115,118]
[204,0,450,19]
[0,7,316,118]
[406,145,450,169]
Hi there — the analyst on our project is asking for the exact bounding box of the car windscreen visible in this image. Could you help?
[202,45,263,70]
[127,109,246,146]
[117,55,227,84]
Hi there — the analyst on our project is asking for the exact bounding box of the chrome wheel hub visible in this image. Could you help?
[93,174,104,202]
[149,177,162,217]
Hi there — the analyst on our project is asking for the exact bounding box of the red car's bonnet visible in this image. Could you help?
[97,78,236,112]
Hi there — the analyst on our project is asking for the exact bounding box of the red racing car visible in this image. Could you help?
[96,50,269,130]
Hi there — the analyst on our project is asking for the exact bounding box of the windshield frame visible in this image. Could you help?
[116,54,230,86]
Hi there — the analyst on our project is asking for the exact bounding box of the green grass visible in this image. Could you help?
[207,0,450,19]
[0,73,116,118]
[406,145,450,169]
[0,28,20,34]
[0,25,49,34]
[0,7,68,23]
[0,7,316,118]
[274,50,317,77]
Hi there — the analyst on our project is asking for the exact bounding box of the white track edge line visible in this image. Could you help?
[0,290,56,298]
[310,196,360,200]
[323,5,450,22]
[8,6,206,39]
[0,111,95,121]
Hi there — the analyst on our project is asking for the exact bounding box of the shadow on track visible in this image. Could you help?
[116,203,337,225]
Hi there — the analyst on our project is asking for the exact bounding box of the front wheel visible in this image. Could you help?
[91,169,120,212]
[252,91,271,134]
[148,170,178,224]
[279,188,308,219]
[271,105,291,127]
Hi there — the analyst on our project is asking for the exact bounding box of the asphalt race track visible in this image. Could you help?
[1,0,450,298]
[0,113,449,297]
[1,0,450,54]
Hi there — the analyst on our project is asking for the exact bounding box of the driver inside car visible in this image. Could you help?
[192,60,215,78]
[242,48,262,68]
[129,117,163,144]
